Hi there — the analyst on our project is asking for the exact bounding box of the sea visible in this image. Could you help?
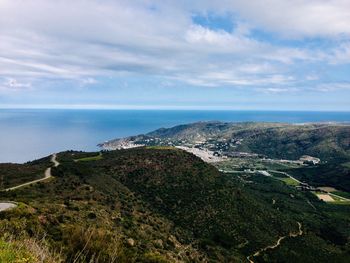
[1,109,350,163]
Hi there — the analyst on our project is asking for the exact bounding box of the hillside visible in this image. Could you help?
[0,148,349,262]
[100,122,350,192]
[101,122,350,161]
[0,156,51,190]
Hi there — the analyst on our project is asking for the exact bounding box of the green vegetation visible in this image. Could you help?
[126,122,350,161]
[268,171,288,178]
[333,191,350,199]
[0,237,60,263]
[330,200,350,205]
[0,147,349,262]
[279,177,300,186]
[330,195,344,202]
[74,153,103,162]
[0,239,37,263]
[145,146,177,150]
[103,122,350,193]
[0,156,51,190]
[287,161,350,192]
[243,175,350,262]
[216,158,300,172]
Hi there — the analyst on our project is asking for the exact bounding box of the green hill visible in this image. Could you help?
[0,148,349,262]
[100,122,350,192]
[102,122,350,161]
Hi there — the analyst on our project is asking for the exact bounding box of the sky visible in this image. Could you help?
[0,0,350,111]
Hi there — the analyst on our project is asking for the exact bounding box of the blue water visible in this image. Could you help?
[1,109,350,163]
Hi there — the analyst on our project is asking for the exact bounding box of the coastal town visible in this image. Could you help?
[99,134,350,204]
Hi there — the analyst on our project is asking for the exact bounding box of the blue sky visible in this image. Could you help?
[0,0,350,110]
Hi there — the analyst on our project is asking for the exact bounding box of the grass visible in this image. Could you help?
[0,239,38,263]
[0,240,33,263]
[215,158,300,174]
[332,191,350,199]
[74,153,103,162]
[330,195,342,201]
[278,177,300,186]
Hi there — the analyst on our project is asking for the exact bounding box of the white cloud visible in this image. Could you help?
[328,42,350,64]
[306,74,319,81]
[316,82,350,92]
[0,78,32,92]
[264,87,298,94]
[81,78,97,86]
[0,0,349,93]
[193,0,350,38]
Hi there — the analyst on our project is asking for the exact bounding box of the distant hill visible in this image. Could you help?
[1,148,349,262]
[100,122,350,161]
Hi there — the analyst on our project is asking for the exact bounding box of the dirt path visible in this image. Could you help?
[51,153,60,167]
[3,154,59,192]
[247,222,303,263]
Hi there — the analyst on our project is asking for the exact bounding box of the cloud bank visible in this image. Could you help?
[0,0,349,108]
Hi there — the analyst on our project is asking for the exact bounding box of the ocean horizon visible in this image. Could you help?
[1,109,350,163]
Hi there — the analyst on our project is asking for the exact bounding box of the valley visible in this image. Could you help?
[101,121,350,202]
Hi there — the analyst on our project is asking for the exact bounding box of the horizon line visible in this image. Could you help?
[0,104,350,112]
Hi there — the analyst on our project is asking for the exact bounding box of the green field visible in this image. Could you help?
[0,239,36,263]
[329,194,350,205]
[332,191,350,199]
[215,158,299,173]
[74,153,103,162]
[278,177,300,186]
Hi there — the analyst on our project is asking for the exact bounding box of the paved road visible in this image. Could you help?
[3,154,59,191]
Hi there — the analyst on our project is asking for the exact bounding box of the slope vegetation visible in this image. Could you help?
[0,148,349,262]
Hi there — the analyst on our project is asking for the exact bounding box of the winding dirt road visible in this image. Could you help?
[0,154,59,212]
[3,154,59,192]
[247,222,303,263]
